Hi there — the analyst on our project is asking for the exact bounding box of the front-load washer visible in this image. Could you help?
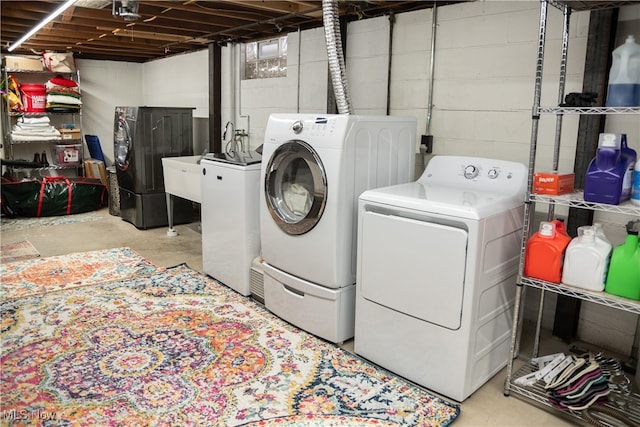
[260,114,416,343]
[355,155,527,402]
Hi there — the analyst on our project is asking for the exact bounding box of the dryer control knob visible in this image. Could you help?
[292,120,304,134]
[487,168,499,179]
[464,165,479,179]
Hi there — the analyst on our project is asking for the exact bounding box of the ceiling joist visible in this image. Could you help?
[1,1,461,62]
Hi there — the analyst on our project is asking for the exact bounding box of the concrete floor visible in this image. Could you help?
[1,207,576,426]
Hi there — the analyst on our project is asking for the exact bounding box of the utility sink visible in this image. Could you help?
[162,155,202,204]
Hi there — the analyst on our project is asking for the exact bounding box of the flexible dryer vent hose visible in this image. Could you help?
[322,0,352,115]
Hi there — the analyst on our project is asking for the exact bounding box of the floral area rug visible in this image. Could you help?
[0,247,159,301]
[0,239,40,263]
[1,250,460,426]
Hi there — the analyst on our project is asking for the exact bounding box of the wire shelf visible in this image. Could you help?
[509,362,640,425]
[530,192,640,215]
[538,106,640,114]
[520,277,640,314]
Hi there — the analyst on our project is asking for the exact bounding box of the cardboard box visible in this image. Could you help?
[3,55,44,71]
[84,159,108,186]
[533,172,575,195]
[59,129,82,141]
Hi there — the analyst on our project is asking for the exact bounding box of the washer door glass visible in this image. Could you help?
[264,140,327,235]
[114,116,131,171]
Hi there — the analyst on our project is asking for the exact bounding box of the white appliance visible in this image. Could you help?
[260,114,416,343]
[201,151,262,296]
[355,155,527,402]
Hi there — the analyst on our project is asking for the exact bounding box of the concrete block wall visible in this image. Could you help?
[76,1,640,356]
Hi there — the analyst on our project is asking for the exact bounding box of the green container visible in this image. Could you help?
[605,225,640,300]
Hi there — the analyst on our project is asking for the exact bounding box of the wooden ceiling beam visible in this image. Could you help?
[0,0,451,62]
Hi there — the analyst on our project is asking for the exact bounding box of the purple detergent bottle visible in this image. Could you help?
[584,133,637,205]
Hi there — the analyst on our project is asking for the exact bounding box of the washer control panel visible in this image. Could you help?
[292,120,304,134]
[288,117,336,138]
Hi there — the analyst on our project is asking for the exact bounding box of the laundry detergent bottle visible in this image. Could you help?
[524,219,571,283]
[631,159,640,206]
[584,133,637,205]
[605,35,640,107]
[562,227,612,291]
[592,222,611,246]
[605,221,640,300]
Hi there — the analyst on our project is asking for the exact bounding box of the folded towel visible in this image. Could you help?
[46,94,82,105]
[46,105,81,112]
[48,76,77,88]
[15,123,51,130]
[18,116,51,125]
[12,126,60,136]
[45,82,81,96]
[11,134,61,142]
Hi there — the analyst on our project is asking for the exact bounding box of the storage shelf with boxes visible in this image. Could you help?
[2,54,85,179]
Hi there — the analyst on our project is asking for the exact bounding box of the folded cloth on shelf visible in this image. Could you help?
[45,77,81,110]
[18,116,51,125]
[45,82,81,97]
[11,134,61,142]
[48,75,78,88]
[46,94,82,105]
[11,122,61,141]
[46,106,81,113]
[14,122,51,129]
[11,128,60,136]
[14,118,57,132]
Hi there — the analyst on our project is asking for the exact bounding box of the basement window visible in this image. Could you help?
[242,36,287,80]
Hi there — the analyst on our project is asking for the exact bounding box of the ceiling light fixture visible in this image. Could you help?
[8,0,79,52]
[113,0,141,22]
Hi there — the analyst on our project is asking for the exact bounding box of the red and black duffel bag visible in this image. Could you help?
[1,176,107,217]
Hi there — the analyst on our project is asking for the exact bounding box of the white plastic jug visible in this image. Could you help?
[606,35,640,107]
[578,223,610,246]
[562,228,612,291]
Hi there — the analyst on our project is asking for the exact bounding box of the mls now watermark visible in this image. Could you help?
[2,409,57,421]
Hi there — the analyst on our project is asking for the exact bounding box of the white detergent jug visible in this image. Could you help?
[606,35,640,107]
[562,228,612,291]
[579,223,611,246]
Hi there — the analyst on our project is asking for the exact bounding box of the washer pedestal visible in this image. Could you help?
[263,263,355,344]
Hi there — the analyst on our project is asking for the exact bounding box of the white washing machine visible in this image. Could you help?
[201,151,262,296]
[260,114,416,343]
[355,155,527,402]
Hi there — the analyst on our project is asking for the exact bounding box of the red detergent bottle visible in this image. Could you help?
[524,219,572,283]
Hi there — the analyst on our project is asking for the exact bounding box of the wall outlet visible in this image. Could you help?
[421,134,433,153]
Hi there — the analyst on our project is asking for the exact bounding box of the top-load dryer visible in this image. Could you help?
[260,114,416,343]
[355,155,527,401]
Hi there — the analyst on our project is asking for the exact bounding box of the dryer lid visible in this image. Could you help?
[360,155,527,220]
